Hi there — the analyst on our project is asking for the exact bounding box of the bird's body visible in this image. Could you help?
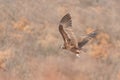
[59,13,98,56]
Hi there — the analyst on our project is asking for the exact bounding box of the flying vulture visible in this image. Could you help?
[59,13,98,57]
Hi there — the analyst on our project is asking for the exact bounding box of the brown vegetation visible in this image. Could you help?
[0,0,119,80]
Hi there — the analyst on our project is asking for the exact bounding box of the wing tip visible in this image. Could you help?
[60,13,72,26]
[88,29,99,38]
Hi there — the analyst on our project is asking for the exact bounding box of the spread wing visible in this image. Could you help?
[59,13,78,47]
[78,30,98,48]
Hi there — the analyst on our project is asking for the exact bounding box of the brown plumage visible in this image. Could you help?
[59,13,98,56]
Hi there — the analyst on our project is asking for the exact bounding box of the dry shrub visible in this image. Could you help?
[0,48,14,70]
[73,73,90,80]
[37,33,58,48]
[13,17,29,30]
[3,56,86,80]
[36,22,58,48]
[57,6,68,16]
[0,24,5,36]
[10,33,23,42]
[13,17,33,34]
[117,71,120,80]
[36,56,91,80]
[0,24,5,32]
[90,6,104,14]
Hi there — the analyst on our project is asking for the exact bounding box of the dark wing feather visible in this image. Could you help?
[59,25,70,44]
[78,30,98,48]
[59,13,78,47]
[59,13,71,44]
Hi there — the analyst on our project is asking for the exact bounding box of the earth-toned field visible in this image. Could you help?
[0,0,120,80]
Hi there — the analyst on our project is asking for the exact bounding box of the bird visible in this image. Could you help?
[58,13,98,57]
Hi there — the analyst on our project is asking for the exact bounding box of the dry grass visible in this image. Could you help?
[0,0,119,80]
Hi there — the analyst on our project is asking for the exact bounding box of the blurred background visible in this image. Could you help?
[0,0,120,80]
